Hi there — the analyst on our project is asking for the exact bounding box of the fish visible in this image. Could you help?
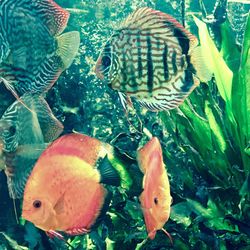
[0,93,63,198]
[95,7,212,111]
[0,0,80,95]
[22,133,120,237]
[137,137,172,241]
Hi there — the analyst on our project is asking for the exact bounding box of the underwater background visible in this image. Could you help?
[0,0,250,249]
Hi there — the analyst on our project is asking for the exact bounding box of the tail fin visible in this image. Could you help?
[56,31,80,70]
[98,156,121,186]
[190,46,213,83]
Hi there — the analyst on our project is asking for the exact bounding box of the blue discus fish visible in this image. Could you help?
[0,0,80,95]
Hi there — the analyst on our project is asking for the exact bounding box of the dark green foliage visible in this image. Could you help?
[0,1,250,250]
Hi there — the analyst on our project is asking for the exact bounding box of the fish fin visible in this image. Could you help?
[56,31,80,70]
[161,228,173,245]
[65,227,90,236]
[0,77,23,103]
[9,94,62,145]
[53,194,65,214]
[190,46,213,82]
[4,144,47,199]
[118,92,128,110]
[121,7,197,43]
[38,1,69,36]
[137,137,162,173]
[137,71,199,111]
[46,230,64,240]
[98,156,120,186]
[34,96,63,142]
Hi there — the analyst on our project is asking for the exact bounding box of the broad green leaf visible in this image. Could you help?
[106,238,115,250]
[193,16,233,103]
[186,199,238,232]
[193,16,236,126]
[220,21,241,72]
[232,13,250,171]
[170,202,192,227]
[205,101,227,152]
[179,101,213,155]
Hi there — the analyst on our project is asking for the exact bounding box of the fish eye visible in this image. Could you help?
[8,126,16,136]
[102,55,111,68]
[154,197,158,205]
[33,200,42,208]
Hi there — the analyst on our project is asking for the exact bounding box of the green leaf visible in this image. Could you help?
[232,13,250,172]
[220,21,241,72]
[205,101,227,152]
[186,199,238,232]
[0,233,28,250]
[24,222,41,249]
[193,16,236,126]
[170,202,192,228]
[179,101,213,155]
[193,16,233,103]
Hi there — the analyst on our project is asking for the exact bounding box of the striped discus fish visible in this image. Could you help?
[95,7,212,111]
[0,0,80,95]
[0,93,63,198]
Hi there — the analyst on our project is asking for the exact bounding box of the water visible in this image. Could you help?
[0,0,250,249]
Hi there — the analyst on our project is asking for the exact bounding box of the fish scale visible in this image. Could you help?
[112,33,184,94]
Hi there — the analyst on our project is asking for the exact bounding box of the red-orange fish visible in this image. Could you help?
[22,133,120,237]
[137,137,172,241]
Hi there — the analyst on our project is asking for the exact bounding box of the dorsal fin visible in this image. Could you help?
[36,0,70,36]
[120,7,197,45]
[137,137,162,173]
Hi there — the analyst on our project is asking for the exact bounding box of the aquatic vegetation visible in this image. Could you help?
[0,1,249,250]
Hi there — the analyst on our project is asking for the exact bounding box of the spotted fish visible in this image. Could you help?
[95,7,212,111]
[21,133,120,237]
[0,0,80,95]
[0,93,63,198]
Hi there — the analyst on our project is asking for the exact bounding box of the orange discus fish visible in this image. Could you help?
[95,7,212,111]
[22,133,120,237]
[137,137,172,241]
